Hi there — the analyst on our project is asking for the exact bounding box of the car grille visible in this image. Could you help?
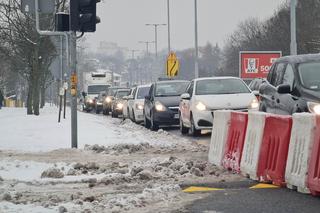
[168,106,179,113]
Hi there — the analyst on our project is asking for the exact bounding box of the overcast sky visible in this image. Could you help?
[86,0,287,54]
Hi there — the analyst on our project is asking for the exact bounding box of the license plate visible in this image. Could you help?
[174,114,179,119]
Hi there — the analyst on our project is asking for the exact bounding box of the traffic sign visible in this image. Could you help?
[166,52,180,78]
[71,73,77,86]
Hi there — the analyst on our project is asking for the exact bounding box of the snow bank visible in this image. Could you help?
[0,107,192,152]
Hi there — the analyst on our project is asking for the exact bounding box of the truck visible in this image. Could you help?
[82,72,112,112]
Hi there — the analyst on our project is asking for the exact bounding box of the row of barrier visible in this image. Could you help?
[208,110,320,196]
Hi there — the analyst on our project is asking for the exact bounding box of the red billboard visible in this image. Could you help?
[240,51,282,79]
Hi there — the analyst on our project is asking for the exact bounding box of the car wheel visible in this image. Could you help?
[95,109,100,114]
[190,113,201,136]
[180,113,189,135]
[103,109,107,115]
[144,113,151,129]
[150,111,159,131]
[259,103,267,112]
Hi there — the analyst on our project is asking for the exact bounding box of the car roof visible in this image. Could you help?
[155,80,189,84]
[116,89,130,92]
[275,54,320,64]
[194,76,242,82]
[137,84,151,88]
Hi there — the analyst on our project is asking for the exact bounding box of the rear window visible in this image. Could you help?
[155,82,189,97]
[116,90,130,98]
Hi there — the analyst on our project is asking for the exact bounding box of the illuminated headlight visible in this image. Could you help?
[136,103,144,110]
[105,97,112,103]
[155,101,166,111]
[307,102,320,115]
[87,99,93,104]
[116,103,123,109]
[250,99,259,109]
[196,102,206,111]
[97,102,103,105]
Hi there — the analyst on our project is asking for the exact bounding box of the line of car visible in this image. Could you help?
[85,53,320,137]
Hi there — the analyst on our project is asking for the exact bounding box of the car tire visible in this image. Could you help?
[259,102,267,112]
[150,111,159,131]
[95,109,100,114]
[144,113,151,129]
[112,111,118,118]
[190,113,201,136]
[103,110,107,115]
[180,113,189,135]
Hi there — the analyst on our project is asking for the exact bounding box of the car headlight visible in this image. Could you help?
[307,102,320,115]
[87,99,93,104]
[97,102,103,105]
[155,101,166,111]
[196,102,206,111]
[136,103,144,110]
[116,103,123,109]
[250,99,259,109]
[105,97,112,103]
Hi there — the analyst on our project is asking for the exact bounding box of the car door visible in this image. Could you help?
[275,63,297,115]
[144,84,154,119]
[261,63,286,113]
[128,88,136,117]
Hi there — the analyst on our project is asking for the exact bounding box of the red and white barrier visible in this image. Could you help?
[208,110,231,167]
[240,112,267,180]
[307,116,320,196]
[257,115,292,186]
[285,113,315,193]
[222,112,248,173]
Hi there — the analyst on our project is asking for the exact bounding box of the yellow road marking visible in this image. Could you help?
[250,183,280,189]
[183,186,224,193]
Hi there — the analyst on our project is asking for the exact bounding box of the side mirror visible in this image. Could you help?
[181,93,191,100]
[277,84,291,94]
[252,90,259,97]
[82,91,87,97]
[145,95,151,100]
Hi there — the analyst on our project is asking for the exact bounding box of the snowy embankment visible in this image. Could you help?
[0,107,190,152]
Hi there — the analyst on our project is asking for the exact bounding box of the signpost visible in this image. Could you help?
[166,52,180,78]
[239,51,282,79]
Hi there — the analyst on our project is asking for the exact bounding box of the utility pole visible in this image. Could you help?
[130,49,139,59]
[167,0,171,53]
[146,23,166,57]
[290,0,297,55]
[138,41,155,56]
[70,32,78,148]
[194,0,199,78]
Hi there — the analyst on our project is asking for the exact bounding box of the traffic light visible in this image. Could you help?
[70,0,101,33]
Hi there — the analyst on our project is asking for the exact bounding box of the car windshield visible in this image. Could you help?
[155,82,189,97]
[298,62,320,90]
[88,85,109,94]
[107,88,123,96]
[137,87,150,99]
[196,79,251,95]
[116,90,130,98]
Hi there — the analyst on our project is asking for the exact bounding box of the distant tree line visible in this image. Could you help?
[176,0,320,79]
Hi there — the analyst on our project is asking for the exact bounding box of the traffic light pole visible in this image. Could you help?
[70,32,78,148]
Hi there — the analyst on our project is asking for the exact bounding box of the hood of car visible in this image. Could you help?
[195,93,255,110]
[86,94,98,100]
[154,96,181,107]
[300,87,320,102]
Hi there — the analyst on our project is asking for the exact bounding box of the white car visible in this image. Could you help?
[179,77,259,136]
[123,84,151,123]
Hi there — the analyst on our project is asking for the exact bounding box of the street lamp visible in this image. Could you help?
[194,0,199,78]
[138,41,155,56]
[145,23,166,57]
[290,0,297,55]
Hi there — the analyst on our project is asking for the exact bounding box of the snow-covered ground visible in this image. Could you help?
[0,106,241,212]
[0,107,190,152]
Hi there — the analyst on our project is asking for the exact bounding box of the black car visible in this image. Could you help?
[103,86,127,115]
[144,80,189,130]
[111,89,131,118]
[94,91,106,114]
[259,54,320,115]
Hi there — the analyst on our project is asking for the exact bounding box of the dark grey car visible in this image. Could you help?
[144,80,189,130]
[259,54,320,115]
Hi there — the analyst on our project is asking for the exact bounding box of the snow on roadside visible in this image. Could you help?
[0,107,193,152]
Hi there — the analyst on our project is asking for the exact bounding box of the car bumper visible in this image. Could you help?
[153,109,180,126]
[134,109,144,122]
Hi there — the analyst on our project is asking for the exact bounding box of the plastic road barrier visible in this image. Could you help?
[222,112,248,173]
[285,113,315,193]
[257,115,292,186]
[307,116,320,196]
[240,112,267,180]
[208,110,231,167]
